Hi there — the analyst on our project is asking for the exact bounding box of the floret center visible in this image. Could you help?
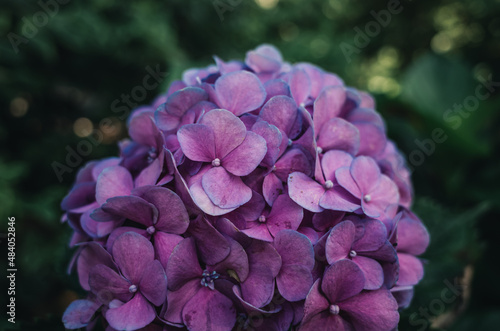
[349,250,357,258]
[324,180,334,189]
[363,194,371,202]
[201,270,220,290]
[212,158,221,167]
[258,215,267,223]
[329,304,340,315]
[147,226,156,235]
[129,284,138,293]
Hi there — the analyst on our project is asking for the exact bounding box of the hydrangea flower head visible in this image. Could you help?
[62,44,429,331]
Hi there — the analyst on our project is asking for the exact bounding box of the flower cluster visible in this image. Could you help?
[62,45,429,331]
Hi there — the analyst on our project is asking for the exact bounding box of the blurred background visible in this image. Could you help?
[1,0,499,330]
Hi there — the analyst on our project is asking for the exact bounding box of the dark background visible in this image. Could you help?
[1,0,500,330]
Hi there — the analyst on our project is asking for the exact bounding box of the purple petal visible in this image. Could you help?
[210,237,250,283]
[101,196,157,227]
[264,79,291,102]
[352,219,388,252]
[313,86,346,135]
[312,210,345,232]
[396,211,430,255]
[139,260,167,306]
[277,264,313,302]
[62,299,100,329]
[350,156,380,195]
[325,221,356,264]
[177,124,215,162]
[166,87,208,117]
[319,187,360,212]
[317,118,360,155]
[274,229,314,269]
[362,175,399,218]
[154,232,183,270]
[288,172,325,212]
[289,68,311,106]
[200,109,247,158]
[353,256,384,290]
[77,242,116,291]
[240,264,275,308]
[88,264,132,304]
[267,194,304,236]
[105,293,156,331]
[322,259,365,303]
[354,122,387,157]
[215,70,266,116]
[259,95,299,135]
[245,44,283,73]
[251,121,282,168]
[242,222,274,242]
[182,287,236,331]
[188,215,231,266]
[128,113,161,148]
[61,182,96,212]
[164,279,200,325]
[112,232,154,284]
[262,173,284,206]
[222,131,267,176]
[166,238,203,291]
[274,148,313,182]
[302,279,330,325]
[95,166,133,205]
[335,166,362,199]
[321,150,354,182]
[202,167,252,209]
[190,179,238,216]
[339,289,399,331]
[397,253,424,286]
[140,187,189,234]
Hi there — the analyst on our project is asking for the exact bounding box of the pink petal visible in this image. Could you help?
[112,232,154,284]
[177,123,215,162]
[317,118,360,155]
[200,109,247,158]
[277,264,313,302]
[335,166,362,199]
[95,166,133,205]
[222,131,267,176]
[267,194,304,236]
[139,260,167,306]
[353,256,384,290]
[325,221,356,264]
[322,259,365,303]
[215,70,266,116]
[313,86,346,135]
[288,172,325,212]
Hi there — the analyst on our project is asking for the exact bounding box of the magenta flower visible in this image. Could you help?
[301,259,399,331]
[336,155,400,218]
[178,109,267,213]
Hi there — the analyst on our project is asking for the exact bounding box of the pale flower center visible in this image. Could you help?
[212,158,221,167]
[129,284,138,293]
[324,180,334,189]
[329,304,340,315]
[349,250,357,258]
[363,194,372,202]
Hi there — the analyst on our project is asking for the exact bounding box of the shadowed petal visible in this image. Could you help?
[274,230,314,269]
[240,264,275,308]
[263,173,284,206]
[339,289,399,331]
[167,238,203,291]
[154,232,183,270]
[322,260,364,303]
[101,195,157,227]
[112,232,154,284]
[335,167,361,199]
[164,279,200,325]
[141,187,189,234]
[63,299,100,329]
[89,264,132,304]
[139,260,167,306]
[182,287,236,331]
[77,242,116,291]
[188,215,231,266]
